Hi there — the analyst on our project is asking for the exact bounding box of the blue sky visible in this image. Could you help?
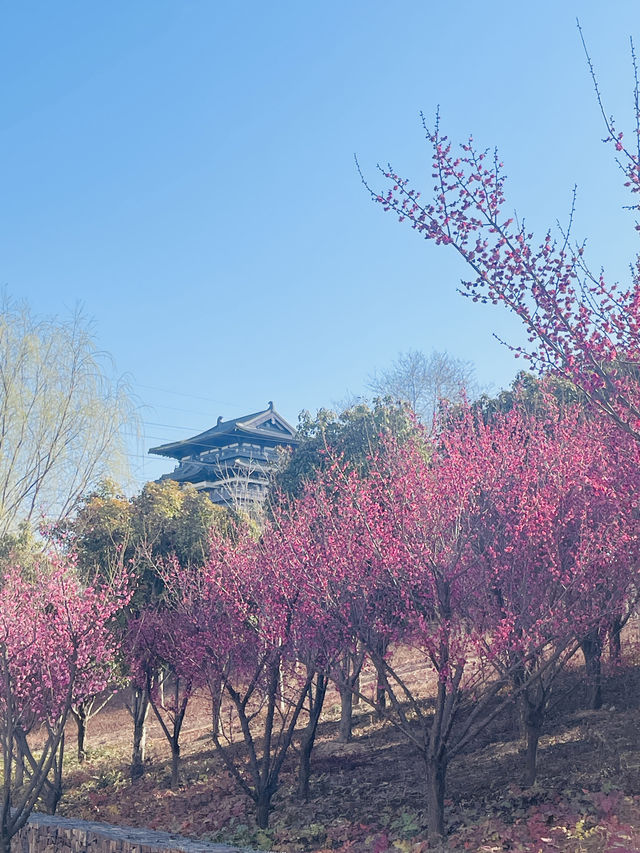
[1,2,639,489]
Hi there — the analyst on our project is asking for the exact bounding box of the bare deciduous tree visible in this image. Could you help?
[368,349,475,424]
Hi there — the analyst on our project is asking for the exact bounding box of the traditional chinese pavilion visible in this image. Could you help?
[148,402,299,507]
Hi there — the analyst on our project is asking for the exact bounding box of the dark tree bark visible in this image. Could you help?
[170,743,181,791]
[209,674,223,738]
[127,685,150,781]
[70,694,114,765]
[338,684,354,743]
[256,790,274,830]
[375,677,387,717]
[581,630,603,710]
[13,739,25,790]
[297,671,328,800]
[332,647,365,743]
[38,734,65,815]
[353,671,361,706]
[425,753,447,841]
[147,672,190,790]
[422,672,453,843]
[373,636,388,718]
[608,616,623,661]
[71,705,87,763]
[523,706,543,787]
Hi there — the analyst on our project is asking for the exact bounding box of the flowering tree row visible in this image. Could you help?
[128,401,640,840]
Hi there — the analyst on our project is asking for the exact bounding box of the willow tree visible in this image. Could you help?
[0,297,135,538]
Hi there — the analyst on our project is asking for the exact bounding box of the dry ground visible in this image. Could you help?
[52,645,640,852]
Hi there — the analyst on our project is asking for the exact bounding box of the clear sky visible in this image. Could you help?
[1,2,639,489]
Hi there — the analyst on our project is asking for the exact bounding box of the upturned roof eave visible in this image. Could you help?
[149,406,298,460]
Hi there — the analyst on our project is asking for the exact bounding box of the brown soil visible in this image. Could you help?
[54,644,640,852]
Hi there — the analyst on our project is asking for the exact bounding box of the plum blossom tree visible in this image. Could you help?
[164,523,323,829]
[454,406,640,783]
[361,40,640,439]
[125,607,196,790]
[142,404,638,842]
[468,371,639,695]
[269,400,420,743]
[275,460,392,743]
[0,558,128,853]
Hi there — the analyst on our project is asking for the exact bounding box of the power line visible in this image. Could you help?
[142,420,204,432]
[137,401,215,419]
[133,382,243,409]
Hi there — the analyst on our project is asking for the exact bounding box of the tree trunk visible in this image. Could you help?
[72,705,87,763]
[375,677,387,717]
[509,660,527,737]
[298,730,313,802]
[513,694,527,739]
[373,636,388,717]
[41,733,64,815]
[297,673,327,800]
[130,687,149,781]
[523,706,543,787]
[170,742,180,790]
[13,741,24,790]
[425,754,447,841]
[256,791,272,829]
[608,617,622,661]
[210,676,223,737]
[524,725,540,787]
[353,671,361,706]
[0,805,11,853]
[581,631,603,710]
[338,685,353,743]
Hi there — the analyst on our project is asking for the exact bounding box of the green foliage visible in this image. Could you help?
[0,521,45,578]
[69,479,235,605]
[93,765,126,792]
[131,480,227,569]
[69,479,133,581]
[270,398,421,503]
[469,371,585,423]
